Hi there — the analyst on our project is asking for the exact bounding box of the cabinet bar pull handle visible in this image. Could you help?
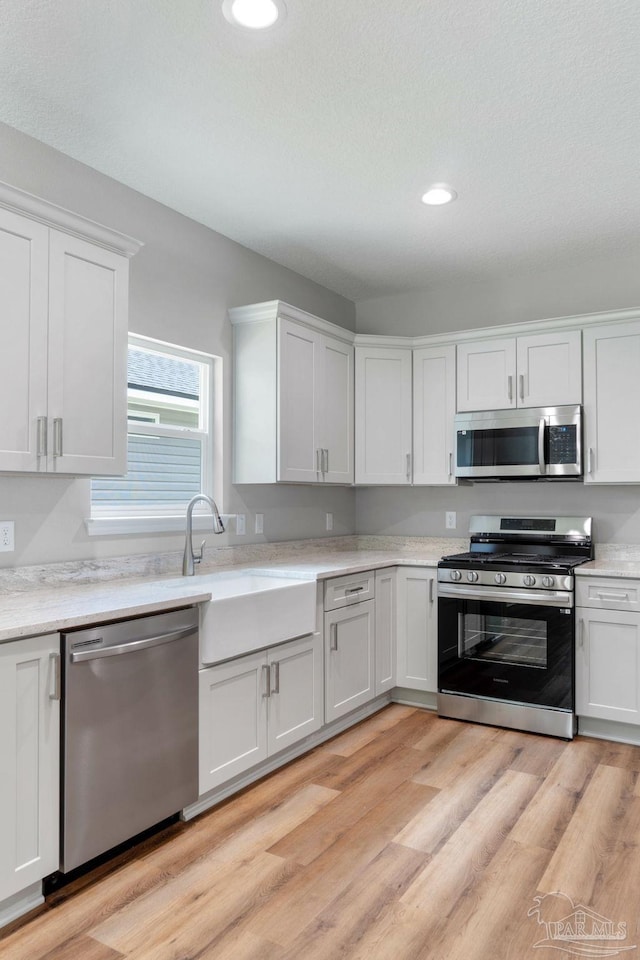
[429,578,434,603]
[519,374,525,401]
[406,453,411,482]
[49,652,61,700]
[597,592,629,601]
[272,661,280,695]
[538,418,546,475]
[448,451,453,477]
[587,447,594,475]
[262,663,271,698]
[507,375,513,402]
[330,623,338,651]
[53,418,63,458]
[346,585,364,594]
[37,416,47,459]
[316,448,322,474]
[323,448,329,475]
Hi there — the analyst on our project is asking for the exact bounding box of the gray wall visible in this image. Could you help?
[355,254,640,544]
[0,122,356,567]
[356,249,640,337]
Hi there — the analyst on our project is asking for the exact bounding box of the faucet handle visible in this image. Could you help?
[194,539,206,565]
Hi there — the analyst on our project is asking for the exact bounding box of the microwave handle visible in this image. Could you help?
[538,418,546,475]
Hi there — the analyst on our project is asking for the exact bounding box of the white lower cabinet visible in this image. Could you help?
[325,600,375,722]
[576,607,640,724]
[396,567,438,692]
[0,634,60,903]
[199,634,323,794]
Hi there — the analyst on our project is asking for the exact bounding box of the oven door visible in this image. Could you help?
[438,591,574,710]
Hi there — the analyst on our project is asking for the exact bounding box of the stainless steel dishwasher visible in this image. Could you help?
[60,606,199,874]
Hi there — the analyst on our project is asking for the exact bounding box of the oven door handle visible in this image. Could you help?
[538,417,546,475]
[438,583,573,608]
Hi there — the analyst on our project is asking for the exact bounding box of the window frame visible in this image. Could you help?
[86,333,223,537]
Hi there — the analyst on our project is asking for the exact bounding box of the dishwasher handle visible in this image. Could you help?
[70,624,196,663]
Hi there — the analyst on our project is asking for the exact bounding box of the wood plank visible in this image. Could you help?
[400,770,541,918]
[268,744,429,865]
[411,723,501,789]
[319,703,417,756]
[510,739,602,849]
[277,842,427,960]
[538,763,635,902]
[489,726,568,777]
[248,780,436,947]
[396,741,522,854]
[38,936,125,960]
[93,852,290,960]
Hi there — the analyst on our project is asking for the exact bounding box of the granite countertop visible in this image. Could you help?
[577,559,640,579]
[0,537,464,644]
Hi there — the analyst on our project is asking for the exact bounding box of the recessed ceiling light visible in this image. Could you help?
[222,0,286,29]
[421,184,457,206]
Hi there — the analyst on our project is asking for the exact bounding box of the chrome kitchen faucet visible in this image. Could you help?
[182,494,225,575]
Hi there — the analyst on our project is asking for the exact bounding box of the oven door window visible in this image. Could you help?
[460,611,547,668]
[438,597,574,710]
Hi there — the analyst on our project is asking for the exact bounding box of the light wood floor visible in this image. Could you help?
[3,705,640,959]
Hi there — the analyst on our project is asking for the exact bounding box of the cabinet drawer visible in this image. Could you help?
[324,572,375,610]
[576,577,640,612]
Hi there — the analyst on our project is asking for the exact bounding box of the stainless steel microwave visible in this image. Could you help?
[454,405,582,480]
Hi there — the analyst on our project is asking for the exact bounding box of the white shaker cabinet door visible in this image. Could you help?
[267,634,323,755]
[516,330,582,408]
[396,567,438,692]
[199,652,268,795]
[355,346,412,484]
[583,320,640,483]
[413,344,456,485]
[277,318,322,482]
[0,634,60,902]
[47,231,129,475]
[320,335,354,484]
[325,601,375,721]
[576,609,640,723]
[456,338,516,412]
[0,209,49,472]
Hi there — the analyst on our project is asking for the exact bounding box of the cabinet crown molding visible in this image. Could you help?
[355,306,640,349]
[0,180,143,258]
[229,300,355,345]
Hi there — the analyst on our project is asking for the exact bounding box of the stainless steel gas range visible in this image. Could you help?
[437,515,593,739]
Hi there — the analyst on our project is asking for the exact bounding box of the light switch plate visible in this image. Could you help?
[255,513,264,534]
[235,514,245,535]
[326,512,333,531]
[445,511,457,530]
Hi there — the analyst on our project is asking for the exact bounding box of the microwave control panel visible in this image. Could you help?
[548,424,577,464]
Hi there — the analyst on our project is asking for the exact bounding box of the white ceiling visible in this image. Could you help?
[0,0,638,302]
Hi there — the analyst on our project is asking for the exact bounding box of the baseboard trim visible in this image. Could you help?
[577,715,640,745]
[0,882,44,930]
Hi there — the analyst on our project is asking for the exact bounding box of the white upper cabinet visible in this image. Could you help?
[0,183,141,476]
[457,330,582,412]
[412,344,456,485]
[355,345,412,485]
[232,302,354,485]
[583,319,640,483]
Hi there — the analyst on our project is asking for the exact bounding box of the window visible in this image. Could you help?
[89,335,220,533]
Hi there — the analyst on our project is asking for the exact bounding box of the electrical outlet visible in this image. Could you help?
[326,512,333,531]
[0,521,14,552]
[255,513,264,535]
[235,514,245,536]
[445,511,457,530]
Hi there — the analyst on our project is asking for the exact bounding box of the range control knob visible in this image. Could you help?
[523,574,536,587]
[494,573,507,585]
[450,570,462,582]
[542,575,555,588]
[467,571,479,583]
